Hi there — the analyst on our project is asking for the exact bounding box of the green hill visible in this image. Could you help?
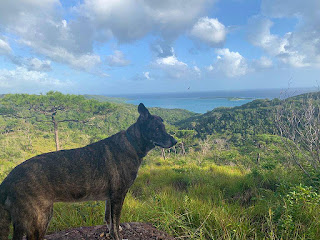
[83,94,128,104]
[178,92,320,140]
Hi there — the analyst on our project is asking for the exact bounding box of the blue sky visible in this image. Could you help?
[0,0,319,95]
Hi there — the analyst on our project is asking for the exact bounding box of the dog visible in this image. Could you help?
[0,103,177,240]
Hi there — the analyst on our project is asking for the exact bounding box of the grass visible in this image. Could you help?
[1,130,320,239]
[45,153,320,239]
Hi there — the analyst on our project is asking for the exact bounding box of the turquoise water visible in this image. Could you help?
[113,88,314,114]
[127,97,253,113]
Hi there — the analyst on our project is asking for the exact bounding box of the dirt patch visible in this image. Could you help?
[43,222,175,240]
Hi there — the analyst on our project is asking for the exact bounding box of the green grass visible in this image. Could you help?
[2,131,319,239]
[43,154,320,239]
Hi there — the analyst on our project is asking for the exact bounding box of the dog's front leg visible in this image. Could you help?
[105,198,111,230]
[109,193,126,240]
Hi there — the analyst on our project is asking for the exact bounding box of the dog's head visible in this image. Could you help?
[137,103,177,148]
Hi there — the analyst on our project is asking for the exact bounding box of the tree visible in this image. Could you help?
[275,93,320,176]
[0,92,113,151]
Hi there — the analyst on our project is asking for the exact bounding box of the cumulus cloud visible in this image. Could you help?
[77,0,214,41]
[0,38,12,56]
[154,55,188,79]
[247,16,309,68]
[9,57,52,72]
[0,0,60,26]
[0,67,72,92]
[25,58,52,72]
[0,0,216,74]
[248,0,320,68]
[0,36,52,72]
[190,17,226,47]
[208,50,274,77]
[150,40,175,58]
[247,17,283,56]
[152,48,200,80]
[15,18,101,71]
[106,50,130,67]
[155,55,187,67]
[208,48,250,78]
[0,0,101,71]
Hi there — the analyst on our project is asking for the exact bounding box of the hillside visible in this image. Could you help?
[83,94,199,125]
[178,92,320,140]
[83,94,128,104]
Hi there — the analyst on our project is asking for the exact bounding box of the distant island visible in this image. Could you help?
[227,97,253,101]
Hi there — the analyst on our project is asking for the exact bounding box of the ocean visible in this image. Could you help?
[113,88,315,114]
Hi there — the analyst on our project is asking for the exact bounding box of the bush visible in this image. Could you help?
[275,184,320,238]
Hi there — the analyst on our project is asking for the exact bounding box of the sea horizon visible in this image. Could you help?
[108,87,317,113]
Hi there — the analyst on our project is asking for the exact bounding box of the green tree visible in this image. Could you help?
[1,92,113,151]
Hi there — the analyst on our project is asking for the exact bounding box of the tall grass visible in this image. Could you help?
[47,154,320,239]
[1,129,320,239]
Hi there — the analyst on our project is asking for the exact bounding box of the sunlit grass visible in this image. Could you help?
[2,136,320,239]
[43,154,316,239]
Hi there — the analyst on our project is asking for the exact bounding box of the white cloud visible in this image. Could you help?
[248,16,311,68]
[0,0,60,26]
[77,0,215,41]
[106,50,130,67]
[248,1,320,68]
[150,40,175,58]
[156,55,187,67]
[153,48,200,80]
[25,58,52,72]
[20,38,101,71]
[0,0,102,71]
[0,67,72,92]
[190,17,226,47]
[208,48,250,78]
[143,72,151,80]
[154,55,188,79]
[0,37,52,72]
[0,38,12,56]
[0,0,216,74]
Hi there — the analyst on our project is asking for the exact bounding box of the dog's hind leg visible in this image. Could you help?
[12,222,25,240]
[26,204,53,240]
[0,201,11,240]
[11,201,53,240]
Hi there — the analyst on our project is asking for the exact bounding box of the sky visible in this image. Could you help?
[0,0,319,95]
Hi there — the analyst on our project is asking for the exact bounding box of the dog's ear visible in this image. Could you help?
[138,103,151,120]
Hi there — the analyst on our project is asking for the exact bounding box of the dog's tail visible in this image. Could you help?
[0,185,11,239]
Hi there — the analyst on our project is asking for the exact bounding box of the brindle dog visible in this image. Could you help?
[0,103,177,240]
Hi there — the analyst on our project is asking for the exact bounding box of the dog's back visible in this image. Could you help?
[1,130,141,203]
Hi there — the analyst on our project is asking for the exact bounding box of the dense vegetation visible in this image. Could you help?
[178,92,320,141]
[1,92,320,239]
